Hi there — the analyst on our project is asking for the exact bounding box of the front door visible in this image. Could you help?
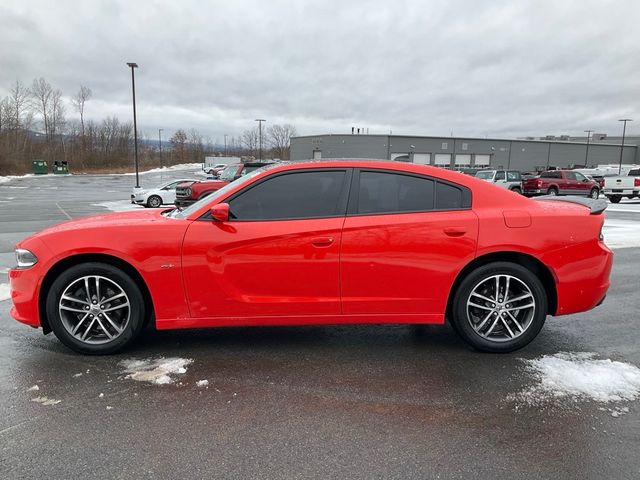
[181,169,351,318]
[340,169,478,316]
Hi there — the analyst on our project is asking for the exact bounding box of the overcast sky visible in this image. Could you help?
[1,0,638,143]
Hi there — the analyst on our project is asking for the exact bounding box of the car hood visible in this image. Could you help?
[24,209,169,241]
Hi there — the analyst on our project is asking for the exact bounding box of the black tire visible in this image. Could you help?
[450,262,547,353]
[511,187,522,195]
[608,195,622,204]
[46,262,146,354]
[147,195,162,208]
[589,188,599,199]
[546,187,558,196]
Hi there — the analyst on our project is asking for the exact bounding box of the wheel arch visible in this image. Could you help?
[446,251,557,321]
[38,253,155,334]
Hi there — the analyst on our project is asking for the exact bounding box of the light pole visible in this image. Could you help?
[255,119,266,161]
[618,119,633,174]
[584,129,593,166]
[158,128,163,169]
[224,134,228,155]
[126,62,140,188]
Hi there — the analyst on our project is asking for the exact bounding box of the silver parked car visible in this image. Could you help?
[475,169,523,194]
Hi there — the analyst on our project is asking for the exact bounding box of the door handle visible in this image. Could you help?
[311,237,334,247]
[443,227,466,236]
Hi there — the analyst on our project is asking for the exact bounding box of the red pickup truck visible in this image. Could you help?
[175,162,274,208]
[522,170,600,198]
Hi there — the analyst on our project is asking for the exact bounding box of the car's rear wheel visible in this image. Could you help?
[589,188,599,199]
[608,195,622,204]
[147,195,162,208]
[511,186,522,195]
[46,262,145,354]
[546,187,558,196]
[451,262,547,352]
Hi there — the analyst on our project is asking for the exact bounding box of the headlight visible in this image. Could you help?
[15,249,38,268]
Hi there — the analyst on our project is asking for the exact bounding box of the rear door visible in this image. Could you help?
[340,169,478,316]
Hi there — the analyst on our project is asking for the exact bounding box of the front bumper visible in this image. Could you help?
[9,264,45,329]
[175,198,196,208]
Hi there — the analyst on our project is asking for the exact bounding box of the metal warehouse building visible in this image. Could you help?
[290,133,640,171]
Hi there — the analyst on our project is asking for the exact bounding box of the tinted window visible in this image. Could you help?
[436,182,463,210]
[357,171,434,214]
[629,169,640,176]
[229,171,346,220]
[507,171,521,181]
[495,171,506,181]
[564,171,577,180]
[540,171,561,179]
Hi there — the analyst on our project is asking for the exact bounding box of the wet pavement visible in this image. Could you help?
[1,169,639,480]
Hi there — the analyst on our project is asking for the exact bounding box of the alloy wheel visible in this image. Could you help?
[466,274,536,342]
[58,275,130,344]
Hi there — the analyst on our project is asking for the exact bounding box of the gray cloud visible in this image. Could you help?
[0,0,638,142]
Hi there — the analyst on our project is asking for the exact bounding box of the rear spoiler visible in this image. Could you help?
[533,195,608,215]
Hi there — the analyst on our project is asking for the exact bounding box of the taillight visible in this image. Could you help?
[634,178,640,187]
[535,180,543,188]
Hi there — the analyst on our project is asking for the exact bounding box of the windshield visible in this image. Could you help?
[168,167,266,219]
[475,171,495,180]
[219,165,240,181]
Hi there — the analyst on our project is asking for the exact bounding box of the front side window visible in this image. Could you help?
[564,172,577,181]
[573,172,587,182]
[357,171,434,214]
[475,171,495,180]
[229,170,347,220]
[495,171,506,181]
[220,165,241,181]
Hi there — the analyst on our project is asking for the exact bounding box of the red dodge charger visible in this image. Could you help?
[9,161,612,354]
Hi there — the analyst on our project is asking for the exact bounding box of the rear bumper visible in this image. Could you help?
[541,240,613,316]
[524,189,544,196]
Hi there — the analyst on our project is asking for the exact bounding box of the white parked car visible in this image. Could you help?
[131,179,198,208]
[603,167,640,203]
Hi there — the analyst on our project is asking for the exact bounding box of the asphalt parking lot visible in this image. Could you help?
[1,168,639,480]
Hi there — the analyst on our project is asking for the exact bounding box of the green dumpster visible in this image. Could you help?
[32,160,48,175]
[53,161,69,174]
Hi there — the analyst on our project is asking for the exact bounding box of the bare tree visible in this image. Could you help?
[241,127,259,158]
[267,124,297,160]
[50,88,65,139]
[187,128,204,162]
[171,129,188,163]
[7,80,31,149]
[71,85,92,138]
[31,77,54,141]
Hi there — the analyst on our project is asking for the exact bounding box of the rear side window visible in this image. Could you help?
[628,169,640,176]
[229,170,347,220]
[436,182,463,209]
[357,171,434,214]
[354,170,470,215]
[507,171,521,181]
[540,171,561,179]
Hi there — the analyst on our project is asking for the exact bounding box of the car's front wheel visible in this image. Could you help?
[451,262,547,352]
[147,195,162,208]
[46,262,146,354]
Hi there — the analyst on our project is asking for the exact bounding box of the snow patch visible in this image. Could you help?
[27,385,40,392]
[92,200,143,212]
[120,357,193,385]
[0,283,10,302]
[196,380,209,387]
[31,396,61,406]
[514,352,640,405]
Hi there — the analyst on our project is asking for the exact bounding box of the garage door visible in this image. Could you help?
[434,154,451,166]
[313,150,322,160]
[455,154,471,166]
[413,153,431,165]
[475,154,490,167]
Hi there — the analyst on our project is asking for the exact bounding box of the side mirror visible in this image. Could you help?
[210,203,230,222]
